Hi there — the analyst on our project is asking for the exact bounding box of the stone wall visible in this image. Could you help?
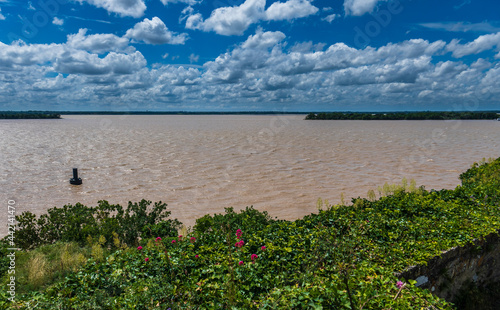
[396,230,500,308]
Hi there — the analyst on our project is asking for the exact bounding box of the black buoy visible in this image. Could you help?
[70,168,82,185]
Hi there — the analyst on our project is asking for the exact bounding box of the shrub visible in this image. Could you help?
[10,199,182,250]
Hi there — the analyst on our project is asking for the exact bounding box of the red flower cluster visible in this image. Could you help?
[251,254,258,263]
[235,240,245,248]
[190,237,196,243]
[236,229,243,239]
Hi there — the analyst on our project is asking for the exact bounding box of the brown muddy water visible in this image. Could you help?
[1,115,499,235]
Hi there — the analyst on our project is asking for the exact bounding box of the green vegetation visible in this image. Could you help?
[0,241,89,294]
[21,111,308,116]
[305,111,499,120]
[0,111,61,119]
[2,110,499,119]
[377,177,421,197]
[14,200,182,250]
[2,158,500,309]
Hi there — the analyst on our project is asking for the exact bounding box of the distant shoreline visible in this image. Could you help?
[1,111,307,116]
[305,111,500,121]
[0,112,61,119]
[1,110,499,120]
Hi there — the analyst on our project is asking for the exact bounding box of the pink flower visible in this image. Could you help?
[145,257,149,262]
[195,254,199,258]
[251,254,258,261]
[190,237,196,243]
[171,240,176,244]
[236,229,243,238]
[178,235,183,240]
[238,261,244,266]
[235,240,245,248]
[261,246,266,251]
[396,281,404,289]
[155,237,162,241]
[137,246,143,250]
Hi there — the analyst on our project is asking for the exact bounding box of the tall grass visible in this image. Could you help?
[8,242,91,293]
[27,253,47,288]
[377,177,421,197]
[90,235,106,262]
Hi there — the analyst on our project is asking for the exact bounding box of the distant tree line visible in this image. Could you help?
[305,111,499,120]
[48,111,307,115]
[0,111,61,119]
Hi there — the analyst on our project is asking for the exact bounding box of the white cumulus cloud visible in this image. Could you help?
[241,29,286,49]
[322,14,338,23]
[54,50,146,75]
[264,0,318,21]
[0,31,146,75]
[76,0,147,18]
[67,28,133,54]
[125,17,188,45]
[160,0,200,5]
[186,0,318,36]
[53,17,64,26]
[447,32,500,58]
[186,0,265,36]
[0,8,5,20]
[344,0,387,16]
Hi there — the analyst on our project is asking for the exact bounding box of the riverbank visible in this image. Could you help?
[0,112,60,119]
[2,157,499,309]
[305,111,500,120]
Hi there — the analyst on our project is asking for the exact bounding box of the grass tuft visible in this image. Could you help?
[27,253,47,288]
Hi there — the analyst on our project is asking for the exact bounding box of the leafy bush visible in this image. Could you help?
[11,217,453,309]
[12,199,182,250]
[193,206,276,244]
[459,157,500,204]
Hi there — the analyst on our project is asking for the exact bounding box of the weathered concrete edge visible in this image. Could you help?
[395,229,500,303]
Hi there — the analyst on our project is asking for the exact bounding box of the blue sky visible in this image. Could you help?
[0,0,499,111]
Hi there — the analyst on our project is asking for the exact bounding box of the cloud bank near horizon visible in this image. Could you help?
[0,0,499,111]
[1,28,499,110]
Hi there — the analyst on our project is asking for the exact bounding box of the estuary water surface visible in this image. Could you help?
[1,115,499,235]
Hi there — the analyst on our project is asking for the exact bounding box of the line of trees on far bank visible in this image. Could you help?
[0,111,61,119]
[305,111,499,120]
